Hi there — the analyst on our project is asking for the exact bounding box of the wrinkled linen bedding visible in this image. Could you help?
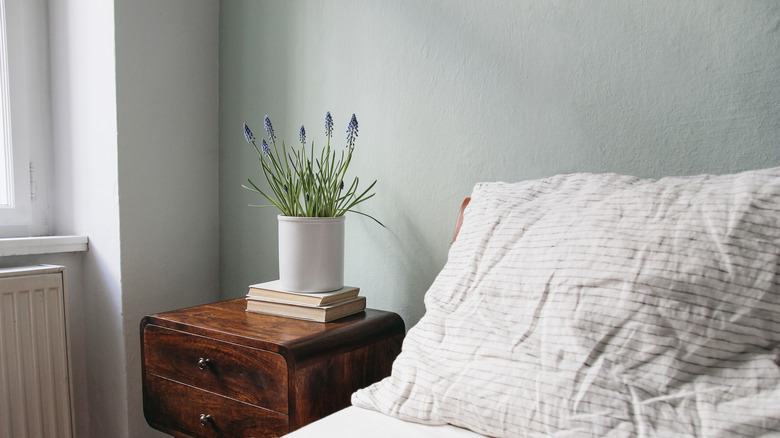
[353,168,780,437]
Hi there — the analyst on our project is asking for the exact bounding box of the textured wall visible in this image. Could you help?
[48,0,124,436]
[115,1,220,437]
[48,1,220,437]
[220,1,780,326]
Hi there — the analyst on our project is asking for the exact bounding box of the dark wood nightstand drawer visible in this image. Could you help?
[143,324,289,413]
[143,374,288,438]
[141,299,406,436]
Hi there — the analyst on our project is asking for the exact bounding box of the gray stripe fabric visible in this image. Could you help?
[353,168,780,437]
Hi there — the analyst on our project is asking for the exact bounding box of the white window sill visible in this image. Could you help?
[0,236,88,256]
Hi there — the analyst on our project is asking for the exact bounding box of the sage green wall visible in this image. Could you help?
[219,1,780,326]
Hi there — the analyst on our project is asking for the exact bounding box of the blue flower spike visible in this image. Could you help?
[325,111,334,138]
[264,115,275,141]
[261,139,271,156]
[243,123,255,143]
[240,111,381,226]
[346,114,358,149]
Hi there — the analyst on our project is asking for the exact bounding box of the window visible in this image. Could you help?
[0,18,14,208]
[0,0,49,237]
[0,0,15,209]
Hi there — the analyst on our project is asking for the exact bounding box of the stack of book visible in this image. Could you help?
[245,280,366,322]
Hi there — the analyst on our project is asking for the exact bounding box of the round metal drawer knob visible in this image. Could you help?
[200,413,212,426]
[197,357,210,370]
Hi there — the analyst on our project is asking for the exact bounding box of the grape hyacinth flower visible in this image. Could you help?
[264,115,275,142]
[325,111,334,138]
[261,139,271,156]
[240,111,381,225]
[346,114,358,150]
[243,123,255,143]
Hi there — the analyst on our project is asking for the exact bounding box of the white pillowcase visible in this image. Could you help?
[353,168,780,437]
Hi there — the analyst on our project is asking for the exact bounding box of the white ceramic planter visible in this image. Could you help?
[277,215,345,293]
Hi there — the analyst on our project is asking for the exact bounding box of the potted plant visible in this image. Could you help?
[242,112,381,292]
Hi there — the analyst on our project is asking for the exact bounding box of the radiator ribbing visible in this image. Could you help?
[0,265,73,438]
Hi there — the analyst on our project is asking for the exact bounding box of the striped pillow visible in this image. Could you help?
[353,167,780,437]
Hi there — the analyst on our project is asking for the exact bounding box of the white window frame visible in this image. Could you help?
[0,4,12,208]
[0,0,50,237]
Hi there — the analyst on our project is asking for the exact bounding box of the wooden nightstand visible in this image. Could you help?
[141,298,405,437]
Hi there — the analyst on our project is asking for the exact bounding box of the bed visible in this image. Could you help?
[285,167,780,438]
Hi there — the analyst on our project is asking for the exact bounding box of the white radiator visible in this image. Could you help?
[0,265,73,438]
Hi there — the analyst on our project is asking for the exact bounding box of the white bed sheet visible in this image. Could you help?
[283,406,486,438]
